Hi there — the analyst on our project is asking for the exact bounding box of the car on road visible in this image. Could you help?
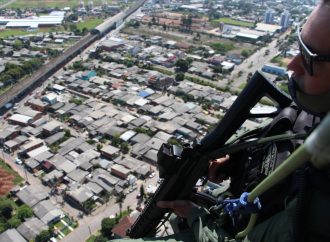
[129,186,137,193]
[149,172,155,178]
[15,157,22,165]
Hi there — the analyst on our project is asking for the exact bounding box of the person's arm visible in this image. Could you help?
[157,201,235,242]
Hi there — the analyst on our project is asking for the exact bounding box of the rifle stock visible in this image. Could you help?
[127,71,291,238]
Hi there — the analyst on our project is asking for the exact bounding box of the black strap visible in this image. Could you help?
[261,105,298,137]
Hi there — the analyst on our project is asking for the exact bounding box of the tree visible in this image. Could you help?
[96,143,103,152]
[151,16,156,25]
[186,15,193,30]
[17,205,33,220]
[67,14,78,21]
[115,193,126,215]
[175,72,185,82]
[64,129,71,138]
[95,235,108,242]
[8,217,21,228]
[120,142,129,154]
[140,185,145,199]
[175,59,190,72]
[69,98,83,105]
[196,32,201,40]
[35,230,52,242]
[111,134,121,147]
[13,39,23,50]
[82,27,89,35]
[241,49,250,58]
[69,23,78,32]
[181,15,187,30]
[0,201,13,219]
[101,217,116,238]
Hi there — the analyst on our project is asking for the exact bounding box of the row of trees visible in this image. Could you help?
[0,58,43,86]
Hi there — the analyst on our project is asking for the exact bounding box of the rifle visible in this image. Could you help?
[127,71,292,238]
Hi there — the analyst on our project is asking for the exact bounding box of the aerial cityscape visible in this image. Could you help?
[0,0,318,242]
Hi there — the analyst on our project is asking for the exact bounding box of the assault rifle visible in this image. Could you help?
[127,71,292,238]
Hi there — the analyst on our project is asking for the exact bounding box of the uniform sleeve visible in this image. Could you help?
[186,207,237,242]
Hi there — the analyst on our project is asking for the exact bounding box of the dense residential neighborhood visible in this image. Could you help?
[0,0,316,241]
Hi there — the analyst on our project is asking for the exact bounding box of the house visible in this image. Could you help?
[33,200,64,225]
[17,217,47,241]
[101,145,120,160]
[20,138,44,154]
[0,127,19,146]
[142,149,158,164]
[65,186,94,212]
[85,181,104,197]
[45,131,65,145]
[112,215,135,239]
[111,164,130,180]
[130,133,151,145]
[16,108,43,121]
[42,93,58,105]
[49,154,77,174]
[42,120,62,136]
[0,229,27,242]
[262,64,287,76]
[81,70,96,80]
[3,140,20,153]
[67,169,88,184]
[120,130,136,142]
[221,61,235,72]
[24,158,42,172]
[16,186,48,207]
[51,84,66,93]
[147,75,174,90]
[99,39,125,51]
[27,98,49,112]
[7,114,33,126]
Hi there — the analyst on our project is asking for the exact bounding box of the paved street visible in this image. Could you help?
[0,149,81,218]
[228,31,291,92]
[61,175,158,242]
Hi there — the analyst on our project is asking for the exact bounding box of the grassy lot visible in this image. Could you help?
[0,26,65,39]
[209,41,235,53]
[77,18,104,31]
[0,29,32,38]
[212,18,254,28]
[0,159,23,185]
[8,0,105,8]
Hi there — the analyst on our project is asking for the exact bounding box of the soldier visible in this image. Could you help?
[115,1,330,241]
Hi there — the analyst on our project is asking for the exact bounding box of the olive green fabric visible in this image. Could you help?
[112,172,330,242]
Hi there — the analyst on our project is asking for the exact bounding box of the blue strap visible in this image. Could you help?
[220,192,262,218]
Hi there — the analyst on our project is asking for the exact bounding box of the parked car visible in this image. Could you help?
[15,157,22,165]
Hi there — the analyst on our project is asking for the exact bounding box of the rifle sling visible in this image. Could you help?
[208,133,308,161]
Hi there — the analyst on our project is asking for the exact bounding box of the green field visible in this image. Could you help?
[77,18,104,31]
[0,29,30,38]
[0,26,65,39]
[212,18,254,28]
[8,0,105,9]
